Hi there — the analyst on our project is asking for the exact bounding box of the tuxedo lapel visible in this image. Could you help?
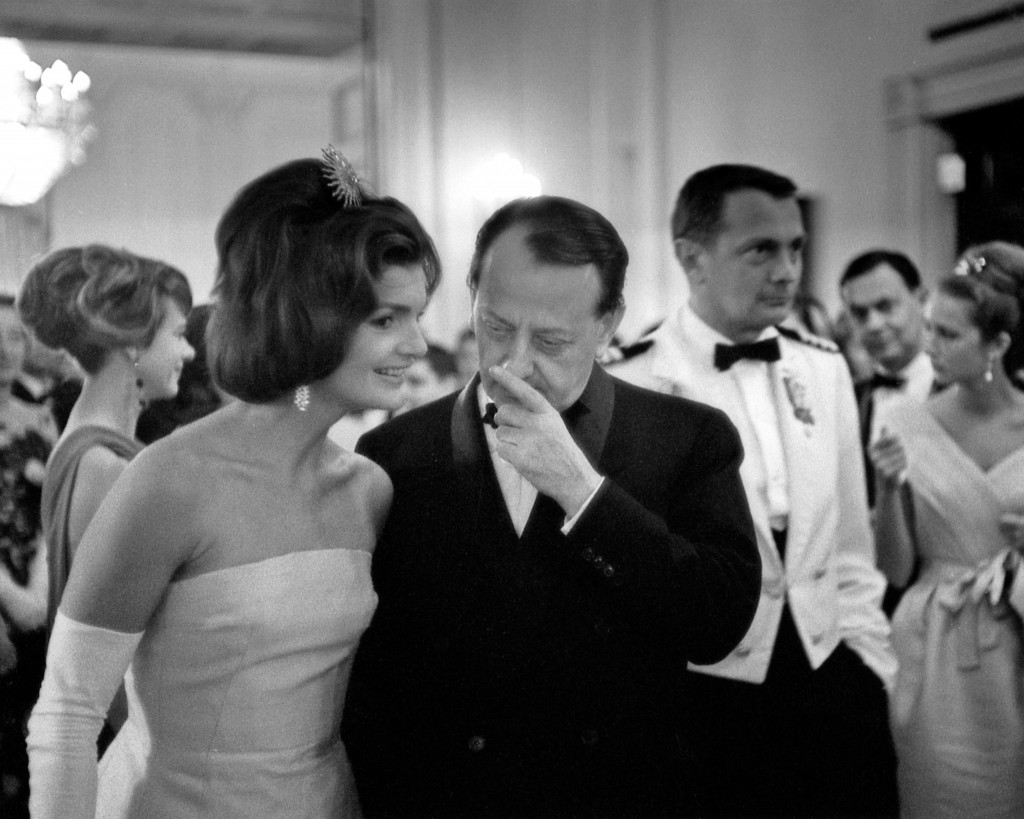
[577,364,614,444]
[452,376,502,542]
[520,493,566,544]
[450,375,520,543]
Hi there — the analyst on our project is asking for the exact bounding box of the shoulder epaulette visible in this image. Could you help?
[776,324,839,353]
[610,338,654,363]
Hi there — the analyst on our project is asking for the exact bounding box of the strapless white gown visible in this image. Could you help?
[95,549,376,818]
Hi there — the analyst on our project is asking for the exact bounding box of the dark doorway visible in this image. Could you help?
[940,98,1024,252]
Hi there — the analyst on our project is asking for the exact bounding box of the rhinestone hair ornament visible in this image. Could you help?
[954,253,986,278]
[321,145,363,207]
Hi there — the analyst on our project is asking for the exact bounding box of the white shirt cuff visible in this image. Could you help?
[560,478,605,535]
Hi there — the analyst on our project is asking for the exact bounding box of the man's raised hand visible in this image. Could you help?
[488,366,601,518]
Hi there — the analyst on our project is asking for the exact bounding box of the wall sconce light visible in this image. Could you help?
[470,152,542,210]
[936,151,966,194]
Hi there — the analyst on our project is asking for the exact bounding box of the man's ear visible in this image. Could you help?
[674,238,707,286]
[595,301,626,358]
[992,329,1012,359]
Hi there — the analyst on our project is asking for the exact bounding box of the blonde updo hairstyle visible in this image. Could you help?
[17,244,193,375]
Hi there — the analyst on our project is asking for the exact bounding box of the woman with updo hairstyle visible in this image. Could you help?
[27,151,440,819]
[17,245,194,639]
[870,240,1024,817]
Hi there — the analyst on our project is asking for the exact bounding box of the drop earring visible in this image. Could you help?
[294,385,310,411]
[985,357,995,383]
[134,358,146,407]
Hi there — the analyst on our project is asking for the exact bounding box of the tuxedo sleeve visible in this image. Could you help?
[564,405,761,665]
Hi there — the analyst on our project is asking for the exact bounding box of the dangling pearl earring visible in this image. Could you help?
[134,359,146,407]
[985,357,995,383]
[294,385,310,411]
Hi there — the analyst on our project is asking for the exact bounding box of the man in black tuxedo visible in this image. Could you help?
[840,250,934,505]
[342,195,761,818]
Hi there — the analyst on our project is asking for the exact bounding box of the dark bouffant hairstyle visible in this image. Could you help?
[207,157,441,403]
[840,249,922,292]
[940,242,1024,380]
[671,164,798,245]
[17,245,193,375]
[467,195,627,316]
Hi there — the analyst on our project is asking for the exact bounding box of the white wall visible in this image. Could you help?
[13,2,1024,345]
[660,1,930,310]
[375,0,671,343]
[374,0,1024,345]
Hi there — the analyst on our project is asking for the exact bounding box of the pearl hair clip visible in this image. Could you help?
[321,145,363,207]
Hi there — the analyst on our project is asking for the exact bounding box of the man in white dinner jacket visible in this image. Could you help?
[609,164,898,818]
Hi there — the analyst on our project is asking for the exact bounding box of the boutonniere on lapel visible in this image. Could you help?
[781,369,815,429]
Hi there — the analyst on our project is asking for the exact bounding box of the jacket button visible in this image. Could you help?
[467,735,486,752]
[581,547,596,562]
[580,729,600,746]
[735,645,752,658]
[811,633,824,645]
[812,568,827,580]
[602,564,615,578]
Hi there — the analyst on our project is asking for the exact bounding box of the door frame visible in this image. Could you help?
[886,42,1024,283]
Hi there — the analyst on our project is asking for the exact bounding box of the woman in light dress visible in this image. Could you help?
[18,246,193,747]
[27,151,440,818]
[871,241,1024,818]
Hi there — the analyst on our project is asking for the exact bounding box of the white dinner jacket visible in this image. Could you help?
[609,306,895,689]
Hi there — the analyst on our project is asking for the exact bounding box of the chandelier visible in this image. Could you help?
[0,38,94,207]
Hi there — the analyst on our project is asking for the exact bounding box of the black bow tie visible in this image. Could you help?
[869,371,906,391]
[713,338,781,371]
[483,402,499,429]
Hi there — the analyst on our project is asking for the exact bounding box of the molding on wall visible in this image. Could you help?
[0,0,363,57]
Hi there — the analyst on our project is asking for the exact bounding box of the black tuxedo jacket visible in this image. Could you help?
[343,365,760,817]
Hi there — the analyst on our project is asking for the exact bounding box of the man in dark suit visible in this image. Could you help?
[839,250,933,507]
[342,195,761,818]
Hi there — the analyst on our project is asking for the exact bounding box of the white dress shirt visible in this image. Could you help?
[676,306,791,532]
[868,350,933,443]
[477,386,601,536]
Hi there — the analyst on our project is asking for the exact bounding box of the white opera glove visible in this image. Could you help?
[28,610,143,819]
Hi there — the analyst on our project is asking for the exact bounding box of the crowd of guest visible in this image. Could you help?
[0,151,1021,818]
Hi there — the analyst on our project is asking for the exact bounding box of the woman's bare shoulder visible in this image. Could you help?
[325,445,393,522]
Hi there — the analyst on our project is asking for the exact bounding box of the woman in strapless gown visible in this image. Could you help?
[871,242,1024,818]
[27,151,441,819]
